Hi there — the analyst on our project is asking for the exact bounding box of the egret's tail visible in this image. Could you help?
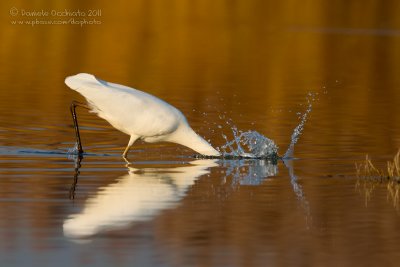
[65,73,102,91]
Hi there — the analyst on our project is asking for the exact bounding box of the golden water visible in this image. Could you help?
[1,1,400,266]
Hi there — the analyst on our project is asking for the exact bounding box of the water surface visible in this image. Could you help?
[1,1,400,266]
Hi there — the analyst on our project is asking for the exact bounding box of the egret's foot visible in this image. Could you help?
[122,155,131,164]
[77,149,84,158]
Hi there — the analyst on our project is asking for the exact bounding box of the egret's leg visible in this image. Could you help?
[123,135,139,161]
[70,101,89,155]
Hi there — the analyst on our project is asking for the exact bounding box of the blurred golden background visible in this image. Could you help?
[1,2,400,265]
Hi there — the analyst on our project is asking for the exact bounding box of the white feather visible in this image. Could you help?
[65,73,220,156]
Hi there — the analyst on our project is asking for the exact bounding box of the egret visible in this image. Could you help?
[66,73,220,160]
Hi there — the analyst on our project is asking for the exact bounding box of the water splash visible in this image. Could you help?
[283,92,316,158]
[67,143,81,161]
[67,143,79,154]
[217,92,317,159]
[219,126,278,158]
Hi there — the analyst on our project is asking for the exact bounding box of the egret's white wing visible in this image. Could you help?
[65,73,184,137]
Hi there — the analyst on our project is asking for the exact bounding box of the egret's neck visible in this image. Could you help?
[169,125,220,156]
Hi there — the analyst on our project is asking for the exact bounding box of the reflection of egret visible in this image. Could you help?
[63,159,217,238]
[66,73,220,160]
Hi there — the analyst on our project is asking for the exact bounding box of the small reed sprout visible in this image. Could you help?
[355,149,400,209]
[355,149,400,182]
[387,150,400,181]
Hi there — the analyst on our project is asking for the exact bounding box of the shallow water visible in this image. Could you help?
[1,1,400,266]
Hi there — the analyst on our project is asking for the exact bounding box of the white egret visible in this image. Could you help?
[65,73,220,160]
